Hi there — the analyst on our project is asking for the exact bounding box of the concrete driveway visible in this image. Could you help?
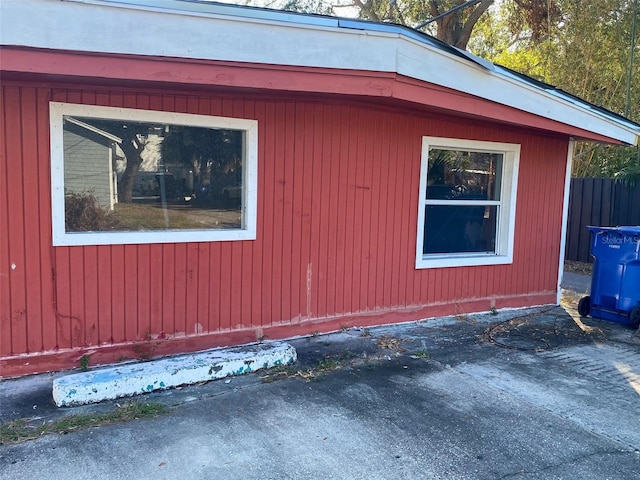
[561,271,591,294]
[1,305,639,479]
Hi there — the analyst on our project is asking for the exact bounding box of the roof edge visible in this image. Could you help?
[2,0,639,145]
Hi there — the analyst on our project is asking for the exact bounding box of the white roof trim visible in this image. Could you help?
[65,116,123,143]
[2,0,639,145]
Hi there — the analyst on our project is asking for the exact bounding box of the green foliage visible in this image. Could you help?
[470,0,640,179]
[573,143,640,181]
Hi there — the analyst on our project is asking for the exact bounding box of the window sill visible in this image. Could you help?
[416,253,513,269]
[52,228,256,247]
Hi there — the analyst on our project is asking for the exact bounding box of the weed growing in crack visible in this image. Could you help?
[79,354,90,372]
[413,349,430,358]
[0,402,170,445]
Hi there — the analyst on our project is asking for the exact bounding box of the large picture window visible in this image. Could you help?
[416,137,520,268]
[50,102,258,246]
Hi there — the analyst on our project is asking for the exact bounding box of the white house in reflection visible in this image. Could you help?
[63,116,121,210]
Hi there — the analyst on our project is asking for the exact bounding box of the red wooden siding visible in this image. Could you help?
[0,82,567,376]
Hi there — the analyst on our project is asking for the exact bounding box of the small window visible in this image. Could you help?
[50,102,257,246]
[416,137,519,268]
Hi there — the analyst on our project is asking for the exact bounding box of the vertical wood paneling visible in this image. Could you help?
[535,137,550,291]
[54,248,71,349]
[280,101,296,322]
[408,120,424,305]
[97,247,112,344]
[365,109,380,310]
[111,245,126,343]
[325,106,341,316]
[370,111,384,309]
[381,112,397,305]
[307,103,322,318]
[214,241,229,330]
[4,87,28,355]
[137,244,151,339]
[20,88,45,353]
[352,107,367,310]
[299,103,313,318]
[0,87,13,356]
[528,136,544,291]
[36,88,57,352]
[289,102,304,320]
[260,100,276,327]
[83,246,99,346]
[148,244,163,336]
[238,99,256,328]
[184,243,199,335]
[269,101,286,325]
[250,100,265,327]
[1,81,570,367]
[315,103,330,319]
[335,105,350,314]
[161,244,175,334]
[124,245,138,341]
[173,244,188,334]
[208,245,222,332]
[394,114,411,307]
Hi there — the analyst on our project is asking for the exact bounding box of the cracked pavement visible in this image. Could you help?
[1,304,640,479]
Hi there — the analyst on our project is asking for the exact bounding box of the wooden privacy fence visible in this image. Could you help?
[565,178,640,263]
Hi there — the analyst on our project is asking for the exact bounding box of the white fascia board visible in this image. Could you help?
[395,40,640,145]
[2,0,639,145]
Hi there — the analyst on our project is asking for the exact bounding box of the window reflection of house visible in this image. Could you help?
[63,116,121,210]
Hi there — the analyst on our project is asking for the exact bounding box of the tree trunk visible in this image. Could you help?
[429,0,493,49]
[118,133,144,203]
[118,161,142,203]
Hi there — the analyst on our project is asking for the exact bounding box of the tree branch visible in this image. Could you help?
[351,0,379,21]
[458,0,494,49]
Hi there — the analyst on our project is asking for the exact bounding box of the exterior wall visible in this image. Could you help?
[63,128,113,210]
[0,82,568,376]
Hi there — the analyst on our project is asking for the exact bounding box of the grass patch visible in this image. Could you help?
[0,401,170,445]
[113,203,241,230]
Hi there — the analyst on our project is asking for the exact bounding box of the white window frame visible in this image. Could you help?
[50,102,258,246]
[416,137,520,269]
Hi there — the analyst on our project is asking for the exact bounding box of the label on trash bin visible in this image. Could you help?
[600,233,640,248]
[601,234,638,246]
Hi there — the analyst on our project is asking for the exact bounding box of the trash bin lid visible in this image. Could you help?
[587,225,640,235]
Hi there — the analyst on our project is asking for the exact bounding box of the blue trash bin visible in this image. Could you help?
[578,226,640,328]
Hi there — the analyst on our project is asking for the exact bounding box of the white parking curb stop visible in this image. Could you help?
[53,342,297,407]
